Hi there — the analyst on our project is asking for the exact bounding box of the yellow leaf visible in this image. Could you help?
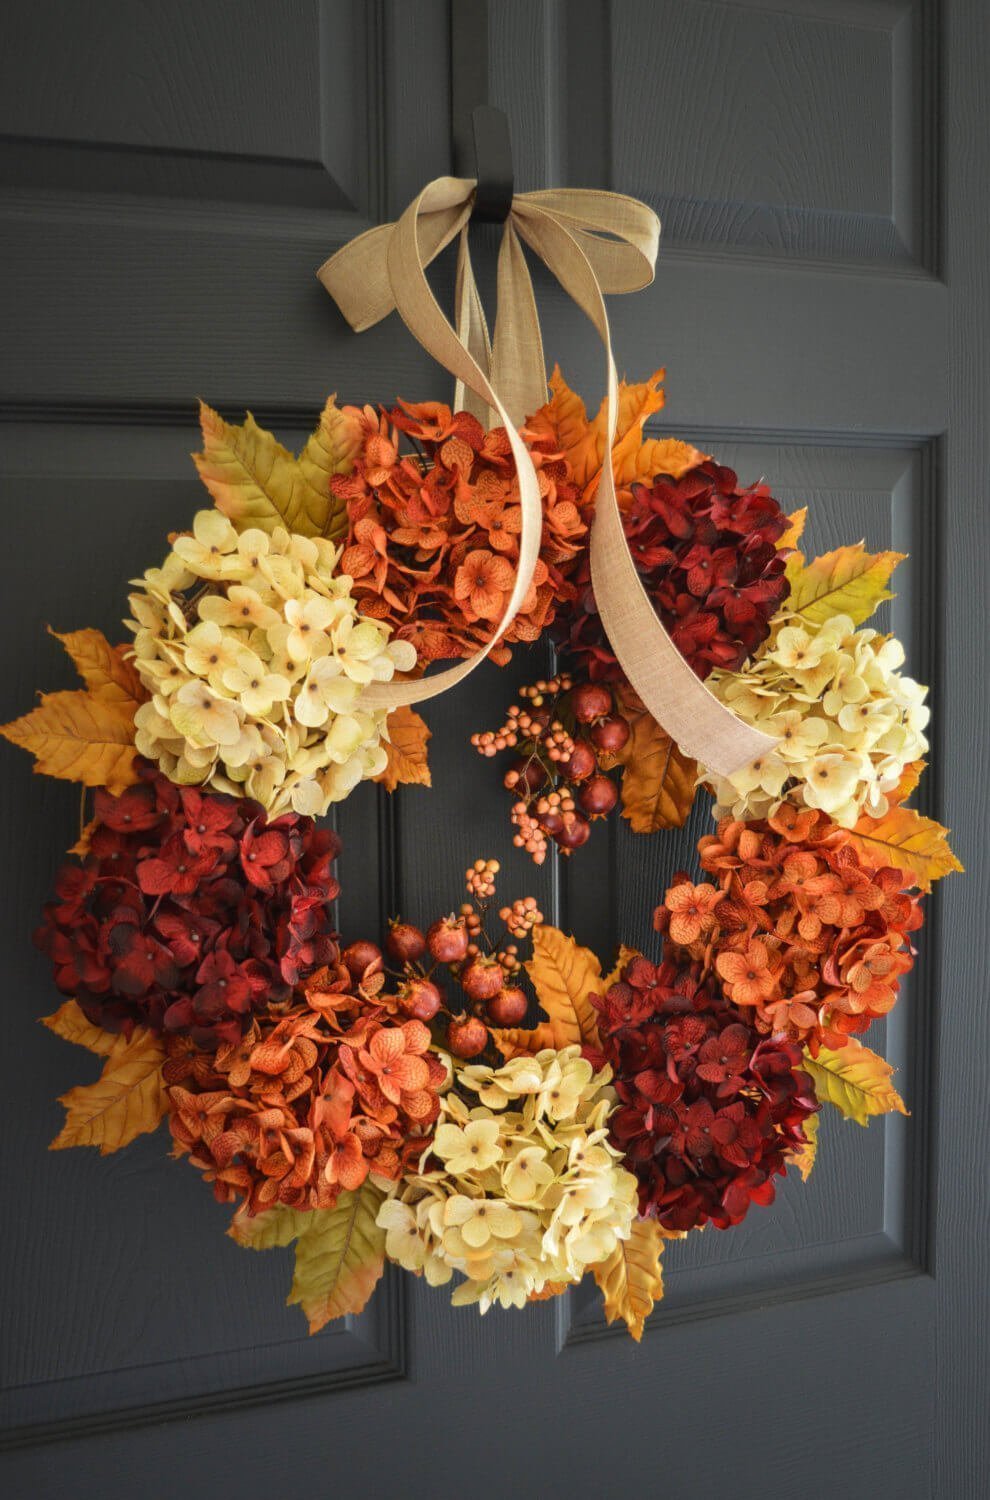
[374,705,432,792]
[48,627,147,705]
[615,691,697,833]
[229,1204,314,1251]
[601,945,639,994]
[50,1028,167,1154]
[193,398,360,541]
[847,805,963,890]
[785,542,905,626]
[777,507,807,553]
[790,1109,820,1182]
[802,1040,908,1127]
[69,818,97,857]
[625,435,707,488]
[493,925,604,1058]
[0,689,139,793]
[42,999,118,1057]
[593,1218,670,1342]
[287,1183,387,1334]
[888,759,926,807]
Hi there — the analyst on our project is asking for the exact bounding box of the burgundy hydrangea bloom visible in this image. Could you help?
[586,954,817,1232]
[559,459,791,682]
[34,763,340,1048]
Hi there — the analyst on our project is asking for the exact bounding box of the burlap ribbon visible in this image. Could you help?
[318,177,777,776]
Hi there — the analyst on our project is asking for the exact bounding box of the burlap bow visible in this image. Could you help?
[318,177,777,776]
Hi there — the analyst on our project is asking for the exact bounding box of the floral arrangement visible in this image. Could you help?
[3,368,961,1341]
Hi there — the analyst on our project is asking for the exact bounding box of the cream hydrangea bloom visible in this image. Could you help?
[702,611,929,827]
[377,1046,638,1314]
[127,509,416,815]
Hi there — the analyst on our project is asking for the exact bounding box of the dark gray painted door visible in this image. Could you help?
[1,3,985,1497]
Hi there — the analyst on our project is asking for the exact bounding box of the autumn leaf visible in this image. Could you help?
[42,998,118,1057]
[614,690,697,833]
[629,435,707,488]
[777,507,807,554]
[790,1109,820,1182]
[287,1183,387,1334]
[193,397,360,542]
[49,1027,167,1154]
[888,760,926,807]
[601,946,639,994]
[847,805,963,890]
[492,925,603,1059]
[593,1219,675,1341]
[228,1204,315,1252]
[374,705,431,792]
[785,542,905,626]
[0,690,140,793]
[48,628,147,705]
[802,1040,907,1127]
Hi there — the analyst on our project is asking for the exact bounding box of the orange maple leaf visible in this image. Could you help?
[374,705,432,792]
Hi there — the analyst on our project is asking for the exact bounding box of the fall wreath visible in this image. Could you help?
[3,180,961,1339]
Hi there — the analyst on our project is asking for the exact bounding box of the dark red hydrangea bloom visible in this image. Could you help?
[558,459,791,682]
[34,764,340,1048]
[586,954,817,1232]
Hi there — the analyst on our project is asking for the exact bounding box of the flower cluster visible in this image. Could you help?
[377,1047,637,1311]
[128,508,416,816]
[557,460,791,682]
[35,766,340,1046]
[704,613,929,827]
[654,805,923,1050]
[166,968,447,1216]
[589,955,818,1231]
[335,401,587,664]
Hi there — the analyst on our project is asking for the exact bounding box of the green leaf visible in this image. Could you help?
[287,1184,387,1334]
[803,1040,908,1127]
[786,543,905,626]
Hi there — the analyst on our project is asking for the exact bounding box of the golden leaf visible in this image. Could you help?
[888,760,926,807]
[847,805,963,890]
[493,925,604,1059]
[527,1280,569,1303]
[802,1040,907,1127]
[785,542,905,626]
[42,999,118,1057]
[287,1183,387,1334]
[374,705,432,792]
[593,1218,670,1342]
[50,1028,167,1154]
[601,945,639,994]
[614,691,697,833]
[69,818,97,857]
[790,1109,820,1182]
[777,507,807,553]
[626,435,707,487]
[49,627,147,705]
[193,398,360,542]
[229,1204,314,1251]
[0,689,140,793]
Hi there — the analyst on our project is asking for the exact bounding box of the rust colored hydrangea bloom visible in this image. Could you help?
[165,966,447,1217]
[587,954,817,1231]
[334,401,587,664]
[34,764,340,1048]
[655,805,923,1052]
[558,459,791,682]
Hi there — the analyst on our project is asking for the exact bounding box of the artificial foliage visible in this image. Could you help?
[3,368,961,1342]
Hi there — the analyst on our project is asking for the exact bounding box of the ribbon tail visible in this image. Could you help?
[453,228,496,430]
[490,222,548,428]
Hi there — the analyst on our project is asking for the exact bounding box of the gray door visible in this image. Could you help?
[1,2,985,1496]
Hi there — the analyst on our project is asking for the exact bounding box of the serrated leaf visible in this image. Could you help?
[193,399,360,541]
[615,691,697,833]
[491,1021,557,1061]
[790,1109,820,1182]
[785,543,905,626]
[802,1040,907,1127]
[49,627,147,705]
[374,705,431,792]
[229,1204,315,1251]
[492,926,604,1060]
[50,1028,167,1154]
[777,507,807,553]
[593,1218,671,1342]
[601,946,639,994]
[626,435,706,487]
[847,805,963,890]
[0,689,140,793]
[42,999,118,1057]
[888,759,926,807]
[287,1183,387,1334]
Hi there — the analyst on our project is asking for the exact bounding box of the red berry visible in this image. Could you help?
[460,958,504,1003]
[427,916,470,964]
[399,977,443,1022]
[590,715,630,755]
[555,811,592,851]
[563,740,597,782]
[571,682,613,724]
[342,940,383,982]
[487,986,528,1026]
[578,774,619,818]
[386,920,427,965]
[448,1014,489,1058]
